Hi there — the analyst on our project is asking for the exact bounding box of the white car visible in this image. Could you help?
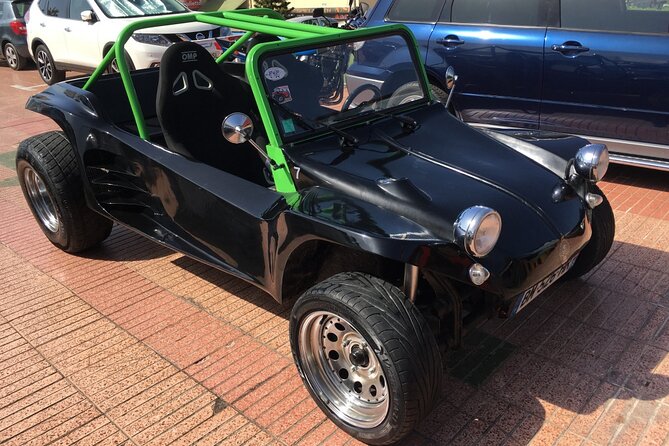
[287,15,339,27]
[26,0,226,84]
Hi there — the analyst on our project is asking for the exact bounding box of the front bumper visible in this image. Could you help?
[424,213,592,302]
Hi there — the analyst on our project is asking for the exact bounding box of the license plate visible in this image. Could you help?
[511,255,578,316]
[195,38,222,59]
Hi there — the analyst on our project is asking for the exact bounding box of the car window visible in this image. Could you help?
[45,0,68,17]
[94,0,187,18]
[561,0,669,34]
[386,0,445,23]
[37,0,47,13]
[0,4,4,20]
[68,0,88,18]
[450,0,548,26]
[12,0,32,17]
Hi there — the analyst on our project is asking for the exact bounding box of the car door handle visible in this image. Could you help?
[39,22,46,27]
[551,42,589,54]
[436,35,465,47]
[64,27,71,32]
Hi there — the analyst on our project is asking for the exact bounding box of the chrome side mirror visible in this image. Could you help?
[222,113,277,169]
[80,10,96,22]
[444,66,458,110]
[445,66,457,90]
[222,113,253,144]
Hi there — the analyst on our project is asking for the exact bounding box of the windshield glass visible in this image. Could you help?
[94,0,186,18]
[258,32,427,140]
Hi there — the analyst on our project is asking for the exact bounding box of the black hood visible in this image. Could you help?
[288,104,586,259]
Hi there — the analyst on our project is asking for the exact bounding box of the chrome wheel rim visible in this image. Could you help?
[298,311,389,429]
[5,45,17,68]
[36,49,52,81]
[23,167,59,233]
[399,94,423,105]
[110,58,119,73]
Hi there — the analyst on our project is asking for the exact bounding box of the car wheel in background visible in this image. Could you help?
[290,272,442,445]
[4,43,28,70]
[107,50,136,74]
[16,131,113,252]
[35,44,65,84]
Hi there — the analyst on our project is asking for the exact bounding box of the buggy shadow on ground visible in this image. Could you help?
[0,65,668,445]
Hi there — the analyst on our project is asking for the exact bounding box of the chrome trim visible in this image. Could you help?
[453,206,501,257]
[608,153,669,172]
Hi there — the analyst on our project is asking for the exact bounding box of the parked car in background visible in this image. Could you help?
[364,0,669,170]
[26,0,229,84]
[1,0,30,70]
[287,14,339,27]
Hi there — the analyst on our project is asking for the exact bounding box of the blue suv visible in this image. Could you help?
[363,0,669,170]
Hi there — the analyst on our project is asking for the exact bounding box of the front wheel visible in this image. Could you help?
[566,185,615,279]
[290,272,442,445]
[16,131,113,252]
[35,44,65,85]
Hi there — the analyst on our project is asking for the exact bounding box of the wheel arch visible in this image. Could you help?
[31,38,46,55]
[278,239,405,304]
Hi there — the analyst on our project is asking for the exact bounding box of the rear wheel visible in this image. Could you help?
[16,131,113,252]
[290,272,442,445]
[566,186,615,279]
[4,43,28,70]
[35,44,65,85]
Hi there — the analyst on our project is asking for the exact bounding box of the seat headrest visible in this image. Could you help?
[159,42,219,97]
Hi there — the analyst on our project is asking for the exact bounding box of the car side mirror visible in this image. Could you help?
[81,10,96,22]
[222,112,253,144]
[222,113,277,169]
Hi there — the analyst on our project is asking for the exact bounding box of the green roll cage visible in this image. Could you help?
[81,8,431,193]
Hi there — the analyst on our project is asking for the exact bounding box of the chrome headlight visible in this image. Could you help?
[454,206,502,257]
[574,144,609,182]
[132,33,171,47]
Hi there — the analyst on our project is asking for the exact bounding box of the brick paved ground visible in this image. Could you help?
[1,63,668,445]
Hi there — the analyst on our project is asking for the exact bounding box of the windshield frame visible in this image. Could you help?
[92,0,188,19]
[246,26,431,145]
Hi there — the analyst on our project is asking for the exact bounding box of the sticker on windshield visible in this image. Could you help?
[265,66,287,81]
[272,86,292,104]
[282,118,296,133]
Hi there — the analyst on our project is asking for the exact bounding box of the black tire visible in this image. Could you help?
[105,48,135,74]
[429,83,449,103]
[386,81,425,108]
[290,272,442,445]
[16,131,113,253]
[565,185,615,279]
[35,44,65,85]
[4,42,28,71]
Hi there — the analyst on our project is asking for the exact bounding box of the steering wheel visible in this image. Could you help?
[342,84,382,111]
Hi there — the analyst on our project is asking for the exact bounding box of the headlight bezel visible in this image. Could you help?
[574,144,609,182]
[453,206,502,258]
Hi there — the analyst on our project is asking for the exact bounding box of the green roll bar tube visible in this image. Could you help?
[81,9,431,194]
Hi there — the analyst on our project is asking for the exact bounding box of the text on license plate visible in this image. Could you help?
[511,255,578,316]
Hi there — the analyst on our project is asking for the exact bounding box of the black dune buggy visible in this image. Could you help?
[16,8,614,445]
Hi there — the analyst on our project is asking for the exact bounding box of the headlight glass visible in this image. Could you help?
[132,33,171,47]
[454,206,502,257]
[574,144,609,182]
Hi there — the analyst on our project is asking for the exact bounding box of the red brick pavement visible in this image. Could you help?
[1,63,668,445]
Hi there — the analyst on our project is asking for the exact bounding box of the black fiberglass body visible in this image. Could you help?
[27,69,594,322]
